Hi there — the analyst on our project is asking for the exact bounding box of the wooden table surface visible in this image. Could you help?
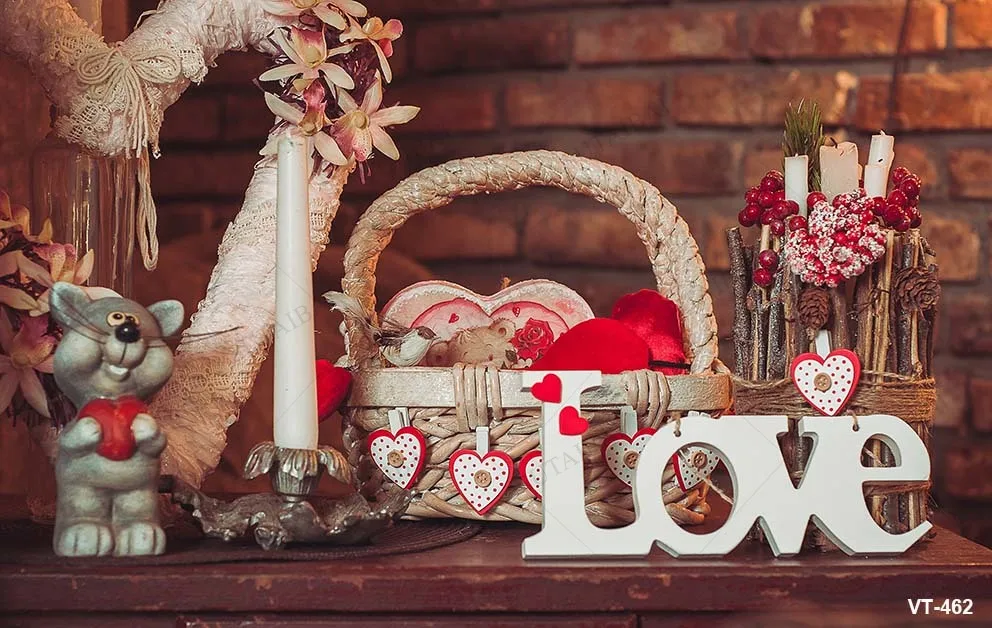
[2,516,992,627]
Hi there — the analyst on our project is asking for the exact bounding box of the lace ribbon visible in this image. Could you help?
[75,44,181,270]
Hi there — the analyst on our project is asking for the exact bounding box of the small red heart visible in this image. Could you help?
[448,312,459,323]
[79,397,145,461]
[512,306,521,317]
[316,360,353,421]
[530,374,562,403]
[558,406,589,436]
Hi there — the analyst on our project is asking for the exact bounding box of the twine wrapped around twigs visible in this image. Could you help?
[733,374,936,426]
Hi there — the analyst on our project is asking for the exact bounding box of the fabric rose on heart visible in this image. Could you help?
[511,318,555,362]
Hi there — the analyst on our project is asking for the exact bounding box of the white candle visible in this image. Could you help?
[819,142,860,202]
[273,135,318,450]
[70,0,102,33]
[784,155,809,216]
[865,132,895,198]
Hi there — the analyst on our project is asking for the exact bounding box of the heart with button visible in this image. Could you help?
[449,426,514,515]
[367,408,426,490]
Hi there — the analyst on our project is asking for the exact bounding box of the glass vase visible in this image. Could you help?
[31,130,137,297]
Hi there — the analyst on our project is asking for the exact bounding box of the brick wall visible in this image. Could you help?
[141,0,992,542]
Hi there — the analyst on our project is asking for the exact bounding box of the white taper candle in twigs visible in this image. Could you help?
[784,155,809,216]
[819,141,860,202]
[273,135,319,450]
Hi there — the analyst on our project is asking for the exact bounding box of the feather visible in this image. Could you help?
[322,291,372,326]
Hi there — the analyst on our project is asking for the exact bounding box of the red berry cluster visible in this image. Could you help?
[753,249,779,288]
[737,170,801,237]
[866,166,923,232]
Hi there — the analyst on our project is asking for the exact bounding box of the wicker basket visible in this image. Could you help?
[339,151,732,525]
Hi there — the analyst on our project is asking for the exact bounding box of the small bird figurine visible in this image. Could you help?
[323,291,437,367]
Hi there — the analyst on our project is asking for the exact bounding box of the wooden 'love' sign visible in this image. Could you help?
[519,371,932,559]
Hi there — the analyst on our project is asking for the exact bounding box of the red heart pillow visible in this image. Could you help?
[612,290,688,375]
[530,319,649,374]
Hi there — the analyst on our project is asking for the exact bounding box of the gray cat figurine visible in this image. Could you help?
[48,282,184,557]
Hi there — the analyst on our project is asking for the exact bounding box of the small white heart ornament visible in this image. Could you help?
[672,446,721,491]
[519,450,542,499]
[601,428,657,487]
[790,349,861,416]
[449,450,514,515]
[368,427,426,490]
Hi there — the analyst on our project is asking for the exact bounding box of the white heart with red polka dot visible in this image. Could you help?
[449,450,514,515]
[369,427,425,490]
[672,446,721,492]
[791,350,860,416]
[602,429,656,487]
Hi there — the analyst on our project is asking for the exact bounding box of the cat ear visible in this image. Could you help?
[146,300,185,337]
[48,282,92,331]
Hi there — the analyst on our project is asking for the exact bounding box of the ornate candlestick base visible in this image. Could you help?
[168,442,412,550]
[243,442,352,501]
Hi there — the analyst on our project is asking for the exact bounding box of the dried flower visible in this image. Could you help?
[783,191,886,287]
[340,17,403,82]
[262,80,348,166]
[260,0,368,30]
[332,74,418,161]
[261,26,355,93]
[0,314,56,418]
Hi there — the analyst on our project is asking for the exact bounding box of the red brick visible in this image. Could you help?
[375,0,639,16]
[222,92,275,143]
[155,202,229,242]
[945,443,992,501]
[684,213,744,272]
[971,379,992,432]
[506,76,663,128]
[856,70,992,131]
[522,205,647,269]
[949,148,992,199]
[160,94,222,143]
[893,143,940,198]
[574,8,744,65]
[934,368,969,430]
[949,296,992,356]
[151,151,261,198]
[206,52,269,86]
[587,138,741,195]
[955,0,992,49]
[744,146,784,188]
[673,70,857,127]
[920,215,979,282]
[750,0,947,59]
[390,83,497,133]
[414,16,569,72]
[391,211,518,261]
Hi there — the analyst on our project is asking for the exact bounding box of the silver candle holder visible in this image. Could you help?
[169,441,412,550]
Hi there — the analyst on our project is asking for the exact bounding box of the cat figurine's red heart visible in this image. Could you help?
[519,450,542,499]
[558,405,589,436]
[601,428,657,487]
[449,450,514,515]
[78,396,147,461]
[790,349,861,416]
[368,426,426,490]
[530,374,562,404]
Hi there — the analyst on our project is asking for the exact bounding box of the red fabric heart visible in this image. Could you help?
[316,360,353,421]
[78,396,146,461]
[530,373,562,403]
[530,318,649,374]
[611,290,687,375]
[558,405,589,436]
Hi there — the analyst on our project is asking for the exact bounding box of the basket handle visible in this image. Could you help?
[342,150,719,373]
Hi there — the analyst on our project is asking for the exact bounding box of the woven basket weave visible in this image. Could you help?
[339,151,732,525]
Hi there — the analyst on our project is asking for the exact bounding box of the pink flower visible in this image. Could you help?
[332,75,418,161]
[260,0,368,30]
[260,26,355,93]
[0,190,51,243]
[0,314,56,418]
[262,80,348,167]
[340,17,403,82]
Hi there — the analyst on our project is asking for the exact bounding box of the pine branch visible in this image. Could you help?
[783,100,824,192]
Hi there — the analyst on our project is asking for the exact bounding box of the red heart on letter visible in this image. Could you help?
[558,406,589,436]
[530,374,562,403]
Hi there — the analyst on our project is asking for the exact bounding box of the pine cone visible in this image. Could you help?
[798,286,832,330]
[894,267,940,311]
